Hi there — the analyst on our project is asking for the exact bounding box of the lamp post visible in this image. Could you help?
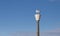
[35,10,41,36]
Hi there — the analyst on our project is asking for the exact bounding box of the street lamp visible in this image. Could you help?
[35,10,41,36]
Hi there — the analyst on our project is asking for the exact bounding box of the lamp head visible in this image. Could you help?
[35,9,41,21]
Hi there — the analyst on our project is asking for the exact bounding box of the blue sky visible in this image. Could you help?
[0,0,60,36]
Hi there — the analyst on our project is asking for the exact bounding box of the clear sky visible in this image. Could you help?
[0,0,60,36]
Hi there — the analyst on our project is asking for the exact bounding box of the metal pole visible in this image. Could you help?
[37,20,40,36]
[35,9,40,36]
